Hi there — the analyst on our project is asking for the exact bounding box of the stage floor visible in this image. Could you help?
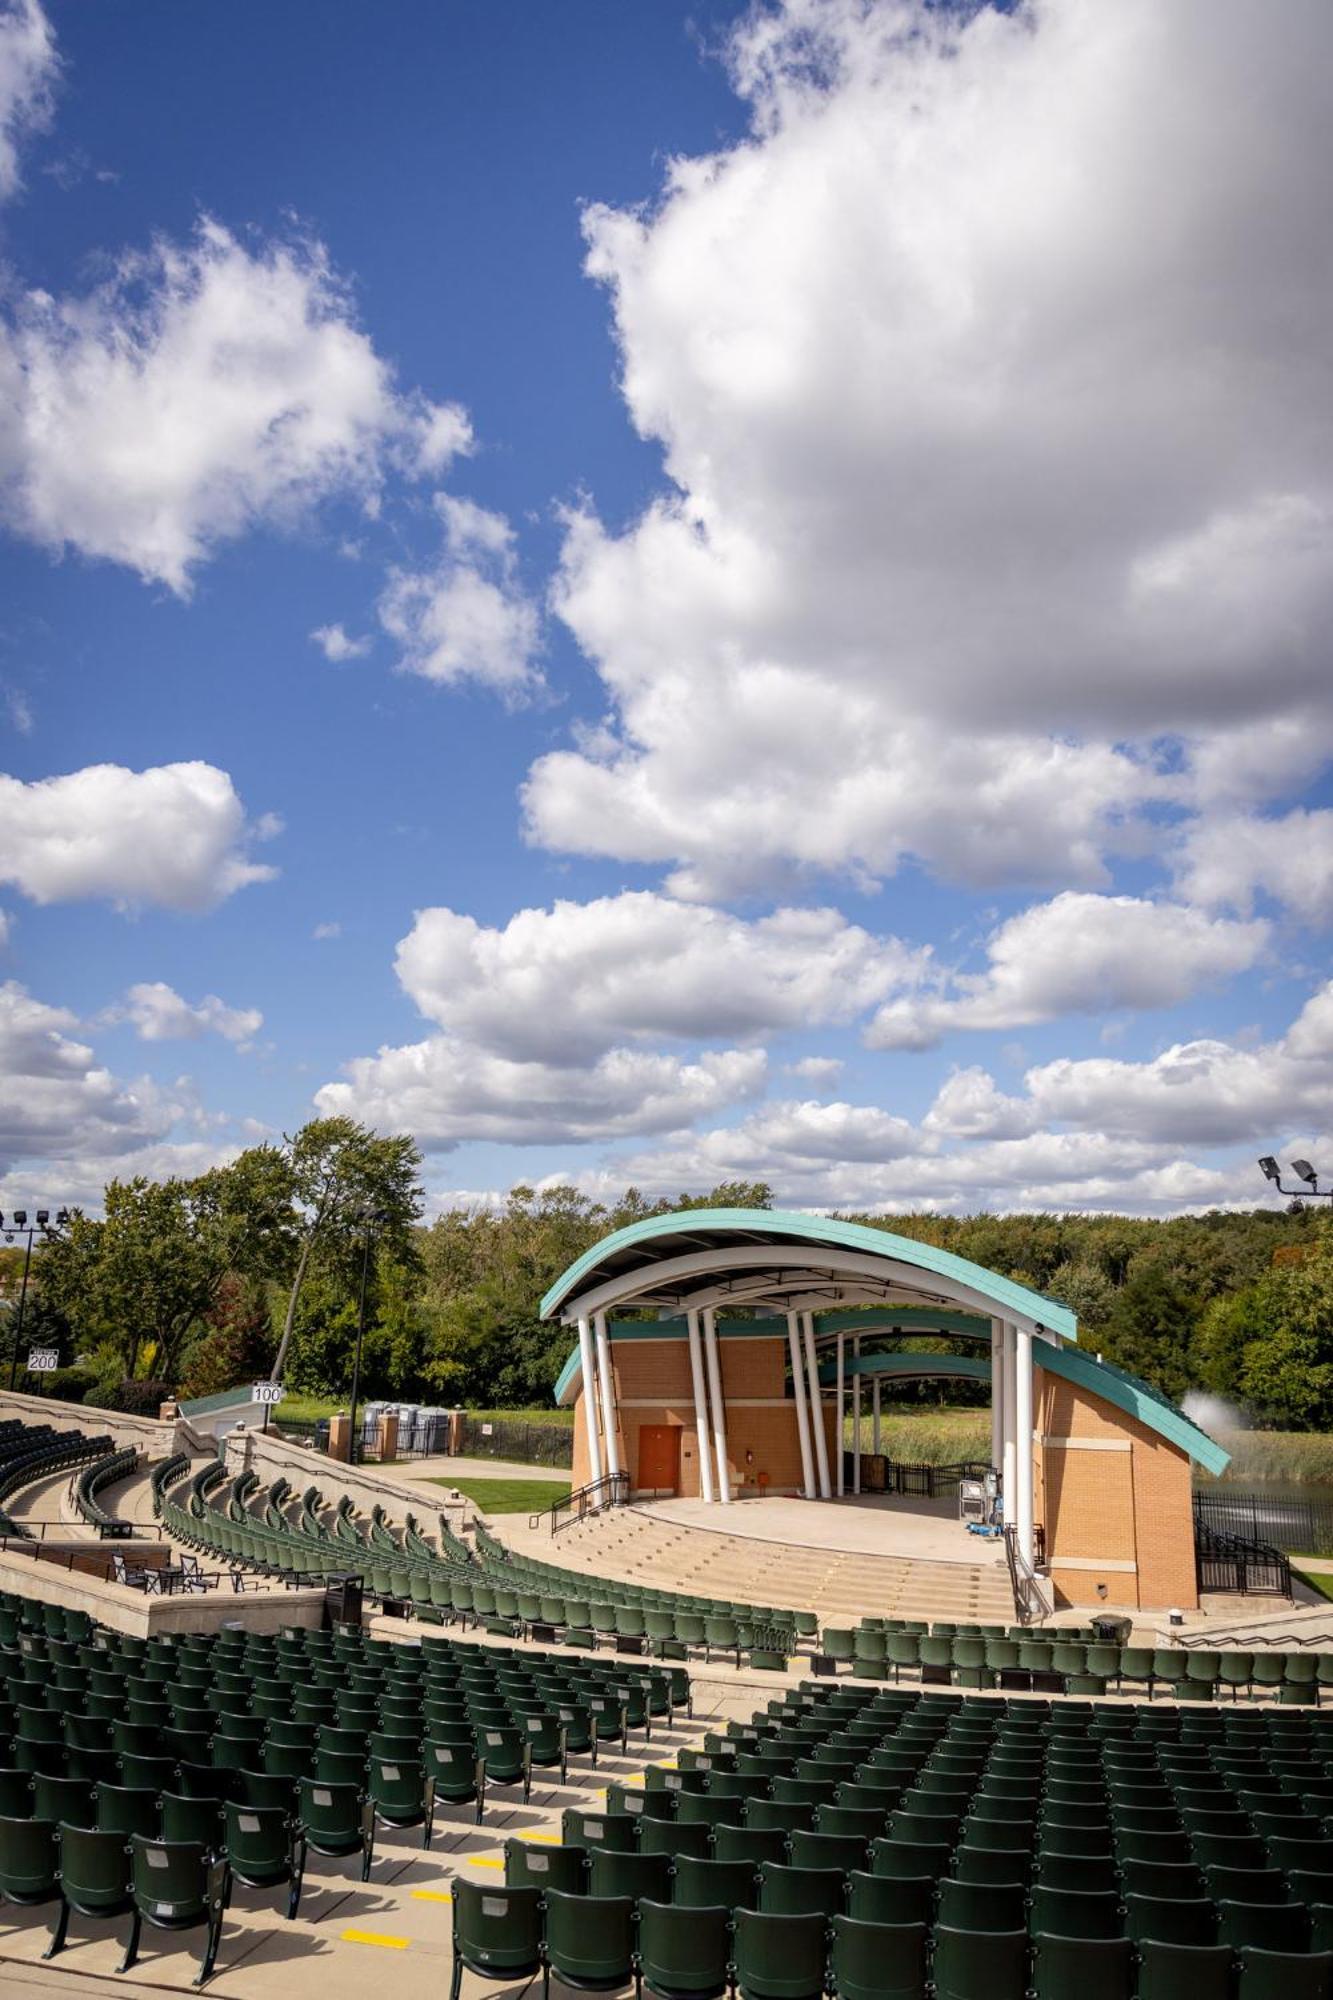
[633,1489,1007,1568]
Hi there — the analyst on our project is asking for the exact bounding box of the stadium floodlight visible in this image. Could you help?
[1257,1157,1331,1200]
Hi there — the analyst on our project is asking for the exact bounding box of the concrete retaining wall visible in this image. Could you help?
[221,1426,473,1529]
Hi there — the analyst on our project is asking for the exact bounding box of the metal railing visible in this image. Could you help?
[1194,1487,1333,1558]
[530,1470,629,1534]
[1004,1523,1052,1626]
[1194,1500,1292,1598]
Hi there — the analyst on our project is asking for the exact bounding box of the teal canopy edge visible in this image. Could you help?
[814,1348,1229,1476]
[539,1207,1078,1341]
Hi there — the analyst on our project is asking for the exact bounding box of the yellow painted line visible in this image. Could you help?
[341,1929,410,1949]
[513,1830,560,1843]
[411,1889,453,1903]
[467,1854,504,1869]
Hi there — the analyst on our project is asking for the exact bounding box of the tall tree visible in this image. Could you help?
[271,1118,424,1383]
[40,1178,222,1382]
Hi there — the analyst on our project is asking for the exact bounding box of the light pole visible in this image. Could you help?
[1258,1157,1333,1201]
[346,1211,383,1468]
[2,1209,69,1390]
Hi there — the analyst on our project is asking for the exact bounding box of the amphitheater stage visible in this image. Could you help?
[632,1489,1003,1568]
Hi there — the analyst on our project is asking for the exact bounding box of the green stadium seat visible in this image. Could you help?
[448,1879,542,2000]
[122,1837,229,1989]
[931,1925,1029,2000]
[732,1908,829,2000]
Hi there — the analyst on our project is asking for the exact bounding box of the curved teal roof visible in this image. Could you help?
[540,1207,1077,1341]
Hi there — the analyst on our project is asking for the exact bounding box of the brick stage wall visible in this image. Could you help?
[1035,1366,1198,1612]
[569,1335,808,1498]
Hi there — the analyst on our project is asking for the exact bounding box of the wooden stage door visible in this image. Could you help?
[637,1424,680,1495]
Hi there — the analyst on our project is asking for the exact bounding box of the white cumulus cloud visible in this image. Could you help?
[0,0,55,202]
[310,623,372,663]
[314,1039,766,1150]
[867,893,1267,1049]
[110,982,263,1048]
[0,761,277,911]
[0,981,178,1172]
[0,219,455,591]
[379,493,541,697]
[393,891,925,1064]
[522,0,1333,904]
[1175,810,1333,924]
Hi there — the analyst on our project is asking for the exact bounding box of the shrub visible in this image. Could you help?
[83,1379,173,1417]
[28,1364,98,1405]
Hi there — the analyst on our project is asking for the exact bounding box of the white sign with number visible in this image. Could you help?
[251,1382,283,1405]
[27,1348,59,1372]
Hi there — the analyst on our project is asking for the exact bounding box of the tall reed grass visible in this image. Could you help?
[845,1408,990,1465]
[1208,1430,1333,1485]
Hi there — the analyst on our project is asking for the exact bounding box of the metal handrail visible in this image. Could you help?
[1003,1523,1052,1626]
[530,1470,630,1534]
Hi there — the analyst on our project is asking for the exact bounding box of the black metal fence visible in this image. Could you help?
[1194,1488,1333,1557]
[1193,1498,1292,1597]
[848,1455,990,1498]
[457,1417,573,1468]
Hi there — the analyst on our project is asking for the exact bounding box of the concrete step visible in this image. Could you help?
[510,1504,1016,1626]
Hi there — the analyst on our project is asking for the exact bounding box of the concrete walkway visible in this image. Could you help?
[404,1455,571,1486]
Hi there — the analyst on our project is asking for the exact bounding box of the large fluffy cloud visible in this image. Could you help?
[0,981,178,1172]
[1175,810,1333,924]
[867,893,1267,1049]
[314,1040,766,1149]
[394,891,924,1064]
[0,219,468,591]
[556,981,1333,1218]
[0,762,277,911]
[0,0,54,200]
[524,0,1333,901]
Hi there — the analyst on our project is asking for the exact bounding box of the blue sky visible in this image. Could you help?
[1,0,1331,1220]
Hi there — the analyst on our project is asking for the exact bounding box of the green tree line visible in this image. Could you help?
[3,1131,1330,1425]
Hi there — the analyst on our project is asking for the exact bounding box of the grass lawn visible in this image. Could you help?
[1292,1564,1333,1601]
[427,1476,570,1515]
[271,1394,338,1423]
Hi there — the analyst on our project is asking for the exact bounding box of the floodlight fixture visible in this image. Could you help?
[1258,1156,1281,1182]
[1291,1159,1319,1187]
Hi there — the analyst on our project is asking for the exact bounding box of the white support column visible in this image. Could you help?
[835,1331,846,1497]
[787,1310,816,1500]
[1015,1324,1034,1569]
[577,1315,604,1489]
[872,1375,881,1458]
[594,1311,621,1490]
[1001,1322,1017,1533]
[990,1317,1004,1475]
[703,1308,732,1503]
[852,1336,861,1495]
[686,1309,716,1504]
[803,1312,832,1499]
